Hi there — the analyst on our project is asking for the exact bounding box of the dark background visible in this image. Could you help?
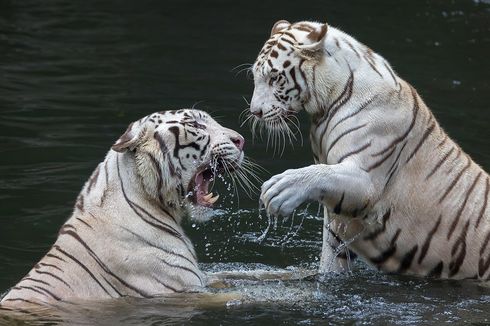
[0,0,489,324]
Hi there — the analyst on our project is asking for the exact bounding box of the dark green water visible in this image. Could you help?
[0,0,489,324]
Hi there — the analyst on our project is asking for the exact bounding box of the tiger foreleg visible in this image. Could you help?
[260,162,376,274]
[260,162,376,218]
[319,210,348,273]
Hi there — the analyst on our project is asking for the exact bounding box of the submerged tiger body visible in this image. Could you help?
[250,20,490,280]
[0,109,245,307]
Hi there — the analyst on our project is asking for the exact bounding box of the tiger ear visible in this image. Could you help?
[112,122,143,153]
[270,20,291,37]
[297,23,328,53]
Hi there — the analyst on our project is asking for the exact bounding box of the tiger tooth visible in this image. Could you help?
[203,193,213,200]
[208,194,219,204]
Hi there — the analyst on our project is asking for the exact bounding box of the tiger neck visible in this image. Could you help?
[71,150,184,231]
[305,27,399,120]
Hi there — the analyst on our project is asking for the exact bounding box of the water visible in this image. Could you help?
[0,0,489,324]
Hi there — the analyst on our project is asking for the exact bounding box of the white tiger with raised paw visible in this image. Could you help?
[248,19,490,280]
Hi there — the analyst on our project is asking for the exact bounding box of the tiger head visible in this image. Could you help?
[249,20,328,129]
[112,109,245,218]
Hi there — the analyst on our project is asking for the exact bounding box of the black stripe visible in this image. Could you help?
[116,156,184,242]
[397,245,418,273]
[54,245,112,297]
[168,126,200,158]
[338,141,372,163]
[437,134,448,147]
[449,220,470,277]
[283,31,297,41]
[427,261,443,278]
[370,229,401,265]
[318,70,355,148]
[384,163,399,188]
[100,274,123,297]
[447,171,481,240]
[418,215,442,264]
[345,39,360,58]
[154,278,180,293]
[0,307,14,311]
[327,227,343,244]
[120,226,198,269]
[60,229,151,297]
[100,160,110,206]
[3,298,44,306]
[46,253,66,262]
[87,165,101,193]
[478,231,490,278]
[364,209,391,241]
[76,194,84,212]
[352,200,370,217]
[15,285,59,301]
[315,69,354,125]
[145,153,178,224]
[439,156,471,204]
[446,148,462,174]
[199,136,210,158]
[159,258,203,284]
[282,38,295,46]
[75,217,93,229]
[12,286,48,299]
[326,123,368,160]
[383,61,399,88]
[22,277,52,287]
[405,120,436,164]
[336,251,348,260]
[34,270,73,291]
[39,262,64,273]
[366,144,397,171]
[333,193,345,214]
[154,132,169,154]
[371,85,419,157]
[298,59,308,86]
[288,66,301,95]
[363,51,383,78]
[475,177,489,229]
[31,285,60,301]
[426,147,455,180]
[330,95,378,133]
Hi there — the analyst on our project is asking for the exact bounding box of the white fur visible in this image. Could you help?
[0,109,245,307]
[251,21,490,280]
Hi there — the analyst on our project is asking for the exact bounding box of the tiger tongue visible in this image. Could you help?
[194,173,213,206]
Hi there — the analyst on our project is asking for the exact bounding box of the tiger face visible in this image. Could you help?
[250,20,328,126]
[112,109,245,214]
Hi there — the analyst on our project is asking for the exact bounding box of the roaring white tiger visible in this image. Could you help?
[249,20,490,280]
[0,109,246,308]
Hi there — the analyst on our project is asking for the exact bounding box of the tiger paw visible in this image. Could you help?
[260,167,319,217]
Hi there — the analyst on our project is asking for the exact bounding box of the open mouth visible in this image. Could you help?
[190,167,220,207]
[187,158,240,208]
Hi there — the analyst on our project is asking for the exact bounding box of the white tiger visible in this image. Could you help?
[249,20,490,280]
[0,109,246,308]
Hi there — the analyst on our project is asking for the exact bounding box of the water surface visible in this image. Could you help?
[0,0,489,324]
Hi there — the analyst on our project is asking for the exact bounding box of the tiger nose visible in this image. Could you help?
[230,135,245,150]
[252,110,263,118]
[250,105,263,118]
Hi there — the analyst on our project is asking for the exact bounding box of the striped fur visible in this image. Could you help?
[0,109,245,307]
[251,20,490,280]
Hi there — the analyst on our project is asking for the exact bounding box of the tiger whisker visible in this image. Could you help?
[240,113,254,128]
[230,63,253,72]
[242,96,251,106]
